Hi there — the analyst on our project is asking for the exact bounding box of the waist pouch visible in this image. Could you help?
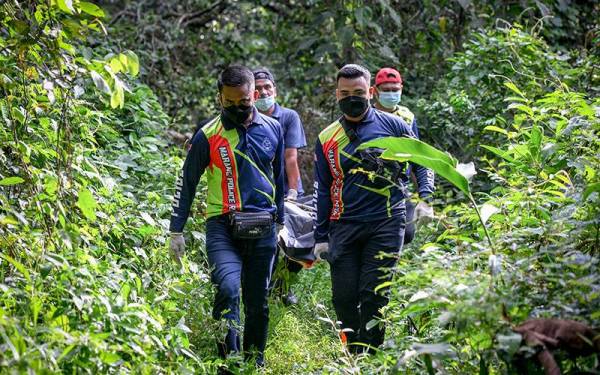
[230,211,273,239]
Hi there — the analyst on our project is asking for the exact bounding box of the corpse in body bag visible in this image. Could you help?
[278,195,317,269]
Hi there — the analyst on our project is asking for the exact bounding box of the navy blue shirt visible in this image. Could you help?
[170,108,285,233]
[314,108,435,243]
[270,103,307,195]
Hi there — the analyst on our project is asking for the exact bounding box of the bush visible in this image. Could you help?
[0,2,217,372]
[417,24,598,161]
[358,77,599,375]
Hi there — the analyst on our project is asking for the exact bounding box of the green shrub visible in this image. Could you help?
[0,2,217,372]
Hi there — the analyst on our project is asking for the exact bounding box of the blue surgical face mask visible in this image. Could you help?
[377,91,402,109]
[255,96,275,112]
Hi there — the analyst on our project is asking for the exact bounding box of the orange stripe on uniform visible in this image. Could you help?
[208,134,241,214]
[322,127,345,220]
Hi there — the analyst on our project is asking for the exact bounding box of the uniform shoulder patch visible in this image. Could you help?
[318,120,342,142]
[200,116,223,137]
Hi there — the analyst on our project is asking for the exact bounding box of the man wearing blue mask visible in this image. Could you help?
[372,67,434,245]
[253,67,307,305]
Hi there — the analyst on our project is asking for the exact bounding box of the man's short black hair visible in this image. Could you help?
[336,64,371,84]
[217,65,255,92]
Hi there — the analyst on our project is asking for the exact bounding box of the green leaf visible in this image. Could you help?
[483,126,508,135]
[57,0,75,14]
[90,71,110,94]
[359,136,458,166]
[0,176,25,186]
[11,106,26,124]
[44,177,58,195]
[58,344,76,362]
[503,96,528,103]
[109,57,123,74]
[529,125,542,159]
[124,51,140,77]
[110,80,125,109]
[365,318,380,331]
[110,88,120,108]
[100,352,121,365]
[79,2,105,17]
[30,297,42,326]
[358,137,470,195]
[507,103,534,117]
[77,187,97,221]
[120,283,131,302]
[0,216,19,226]
[374,280,393,293]
[504,81,524,97]
[481,145,517,164]
[118,53,129,70]
[58,40,75,53]
[357,137,469,195]
[1,254,30,281]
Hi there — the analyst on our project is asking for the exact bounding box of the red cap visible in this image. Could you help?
[375,67,402,86]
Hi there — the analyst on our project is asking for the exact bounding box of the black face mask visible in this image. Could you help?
[222,104,253,124]
[339,96,369,118]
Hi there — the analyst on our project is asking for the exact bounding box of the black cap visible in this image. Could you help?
[253,68,275,84]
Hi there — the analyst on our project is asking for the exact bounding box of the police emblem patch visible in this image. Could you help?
[262,137,273,151]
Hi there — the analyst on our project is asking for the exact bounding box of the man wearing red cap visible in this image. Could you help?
[373,67,434,244]
[373,68,416,129]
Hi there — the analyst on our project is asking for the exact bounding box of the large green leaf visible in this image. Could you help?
[504,81,525,97]
[357,137,470,195]
[110,79,125,109]
[358,136,458,167]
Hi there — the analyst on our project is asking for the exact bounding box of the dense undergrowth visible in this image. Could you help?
[1,1,599,374]
[0,2,216,372]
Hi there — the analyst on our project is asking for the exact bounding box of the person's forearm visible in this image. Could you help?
[285,148,300,190]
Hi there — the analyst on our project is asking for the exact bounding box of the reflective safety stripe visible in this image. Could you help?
[319,122,349,220]
[253,188,275,204]
[354,183,393,217]
[203,117,242,217]
[234,149,275,199]
[340,149,360,163]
